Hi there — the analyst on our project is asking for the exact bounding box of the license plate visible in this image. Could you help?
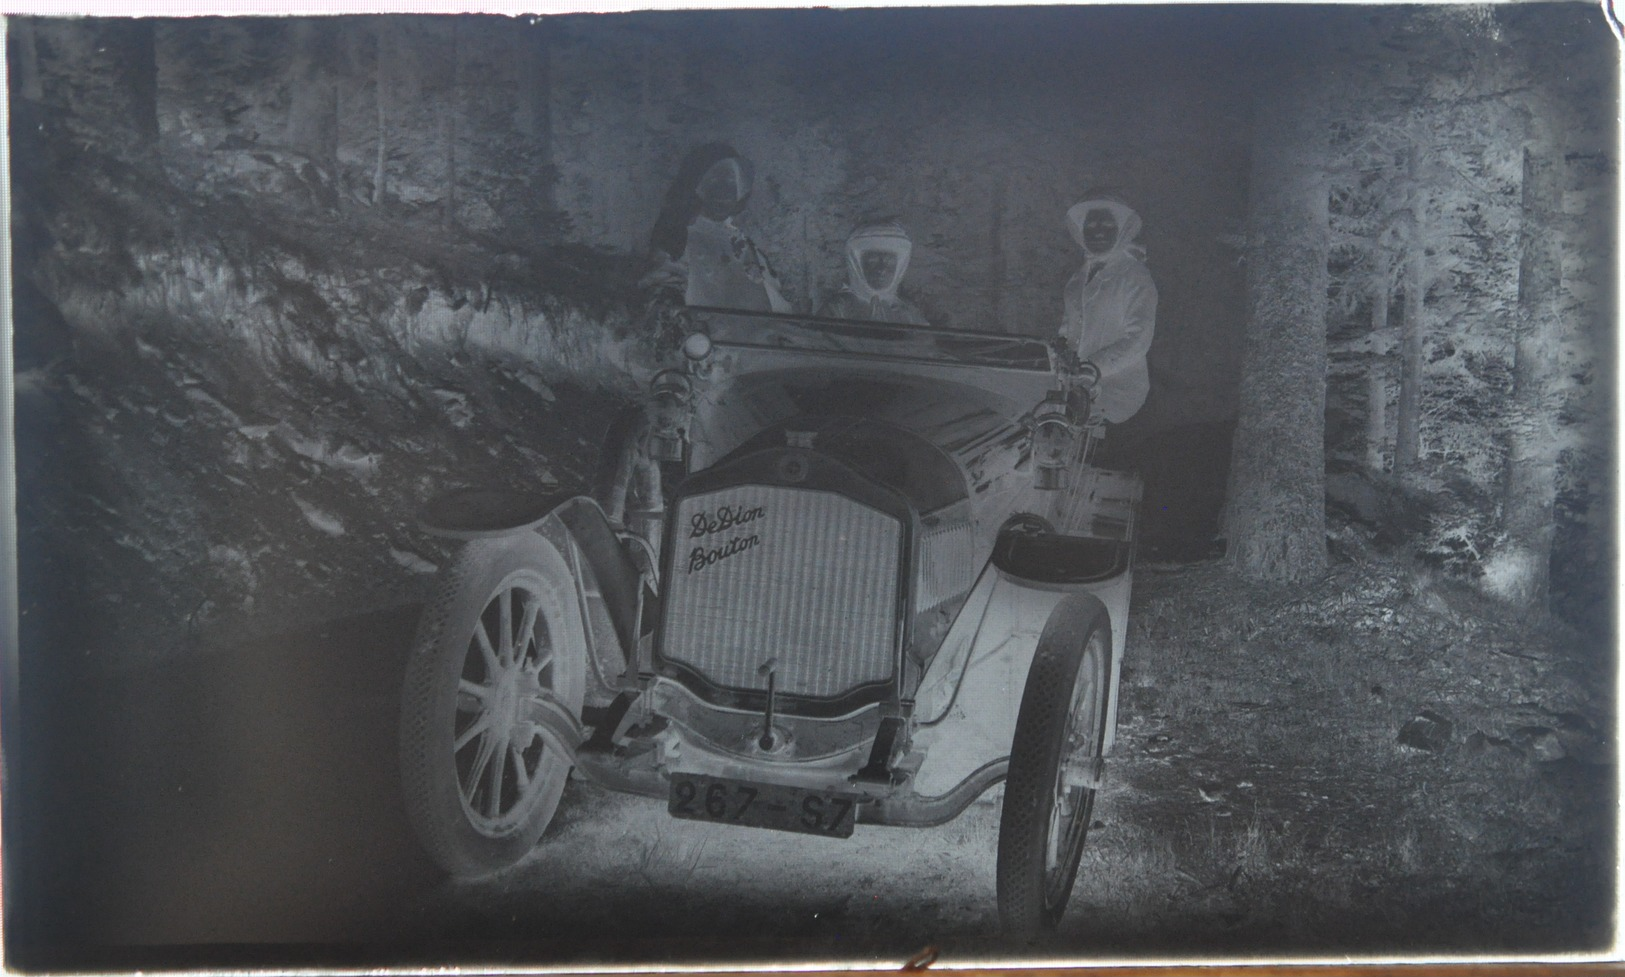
[667,774,858,838]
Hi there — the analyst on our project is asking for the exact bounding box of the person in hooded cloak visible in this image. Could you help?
[644,143,792,313]
[1060,194,1158,425]
[817,220,929,325]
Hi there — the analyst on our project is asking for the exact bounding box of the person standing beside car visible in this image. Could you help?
[817,220,929,325]
[643,142,792,314]
[1059,193,1157,427]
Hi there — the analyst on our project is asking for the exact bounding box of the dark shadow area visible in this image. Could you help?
[8,600,441,960]
[1104,418,1234,562]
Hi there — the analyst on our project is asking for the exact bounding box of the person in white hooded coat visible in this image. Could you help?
[644,143,792,314]
[818,221,929,325]
[1060,195,1157,424]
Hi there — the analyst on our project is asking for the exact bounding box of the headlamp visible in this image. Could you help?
[681,331,713,363]
[1030,391,1081,491]
[647,369,694,462]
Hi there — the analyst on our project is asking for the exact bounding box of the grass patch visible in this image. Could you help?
[1099,557,1613,952]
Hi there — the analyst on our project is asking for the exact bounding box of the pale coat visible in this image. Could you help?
[818,222,928,325]
[682,215,792,313]
[1060,200,1158,423]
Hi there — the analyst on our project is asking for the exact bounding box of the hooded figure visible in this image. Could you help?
[818,221,929,325]
[645,143,791,313]
[1060,195,1157,424]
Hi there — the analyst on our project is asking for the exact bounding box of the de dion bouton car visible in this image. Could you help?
[398,308,1143,936]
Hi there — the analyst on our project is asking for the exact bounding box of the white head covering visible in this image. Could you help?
[844,220,913,306]
[1066,196,1145,262]
[695,156,754,220]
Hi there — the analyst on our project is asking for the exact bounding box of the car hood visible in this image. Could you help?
[686,310,1058,506]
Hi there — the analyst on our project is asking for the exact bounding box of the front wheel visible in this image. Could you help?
[996,597,1112,939]
[399,532,587,877]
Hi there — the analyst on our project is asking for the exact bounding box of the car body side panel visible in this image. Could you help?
[910,566,1130,797]
[1087,570,1133,751]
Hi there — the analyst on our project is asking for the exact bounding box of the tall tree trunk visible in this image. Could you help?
[515,24,553,221]
[74,19,161,164]
[287,20,337,168]
[1498,143,1565,612]
[443,21,461,229]
[1393,234,1427,481]
[1224,65,1331,584]
[11,19,44,101]
[114,19,160,149]
[1393,163,1428,484]
[1365,247,1391,472]
[372,21,391,206]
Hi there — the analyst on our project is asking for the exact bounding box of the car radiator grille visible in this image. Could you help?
[916,518,976,614]
[662,485,902,700]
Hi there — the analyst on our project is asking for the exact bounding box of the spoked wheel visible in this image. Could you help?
[996,597,1112,940]
[400,533,586,877]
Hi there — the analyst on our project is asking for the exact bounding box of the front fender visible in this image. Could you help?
[909,567,1125,798]
[418,488,649,696]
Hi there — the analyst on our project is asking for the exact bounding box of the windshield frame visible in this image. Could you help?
[690,307,1054,374]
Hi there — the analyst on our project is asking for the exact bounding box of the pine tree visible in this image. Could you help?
[1224,53,1333,584]
[1493,134,1566,611]
[287,20,338,171]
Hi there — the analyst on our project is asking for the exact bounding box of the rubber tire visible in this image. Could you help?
[399,533,587,877]
[996,596,1112,940]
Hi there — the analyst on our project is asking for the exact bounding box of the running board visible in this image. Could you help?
[858,759,1010,827]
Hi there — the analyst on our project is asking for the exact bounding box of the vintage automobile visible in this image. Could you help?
[398,308,1142,936]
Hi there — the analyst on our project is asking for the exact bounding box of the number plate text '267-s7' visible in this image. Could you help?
[667,774,859,838]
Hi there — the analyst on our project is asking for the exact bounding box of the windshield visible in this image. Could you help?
[692,308,1053,373]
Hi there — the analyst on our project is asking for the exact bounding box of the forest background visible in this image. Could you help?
[9,6,1613,645]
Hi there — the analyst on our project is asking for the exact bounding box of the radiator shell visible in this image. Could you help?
[660,484,905,704]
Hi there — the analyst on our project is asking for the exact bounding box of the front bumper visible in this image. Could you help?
[571,679,1008,827]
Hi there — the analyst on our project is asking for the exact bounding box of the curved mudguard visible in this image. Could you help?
[907,561,1130,799]
[418,488,647,693]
